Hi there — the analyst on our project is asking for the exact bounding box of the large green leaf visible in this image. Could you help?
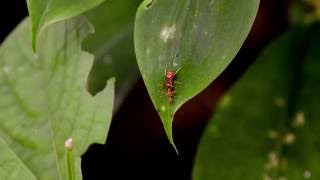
[193,25,320,179]
[134,0,259,147]
[26,0,106,50]
[84,0,142,110]
[0,17,114,179]
[0,139,36,180]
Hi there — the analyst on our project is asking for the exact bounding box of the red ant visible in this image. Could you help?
[166,88,175,104]
[164,65,182,104]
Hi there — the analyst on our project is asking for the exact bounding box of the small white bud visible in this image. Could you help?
[65,138,73,150]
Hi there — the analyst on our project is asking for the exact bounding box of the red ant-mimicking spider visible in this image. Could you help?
[163,65,182,104]
[166,88,175,104]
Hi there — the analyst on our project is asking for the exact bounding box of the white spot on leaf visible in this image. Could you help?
[304,170,311,178]
[265,152,279,170]
[292,111,305,127]
[283,132,295,145]
[160,25,176,43]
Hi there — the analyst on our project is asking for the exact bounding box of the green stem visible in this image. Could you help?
[65,139,75,180]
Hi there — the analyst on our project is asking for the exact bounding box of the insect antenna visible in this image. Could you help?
[164,63,167,76]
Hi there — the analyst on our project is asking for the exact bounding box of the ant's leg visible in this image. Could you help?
[158,91,166,97]
[174,81,183,85]
[166,83,175,88]
[168,91,176,95]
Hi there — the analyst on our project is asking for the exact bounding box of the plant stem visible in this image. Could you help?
[65,138,75,180]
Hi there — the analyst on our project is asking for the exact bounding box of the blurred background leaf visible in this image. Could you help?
[84,0,142,111]
[0,17,114,179]
[290,0,320,25]
[134,0,259,147]
[193,23,320,179]
[26,0,106,50]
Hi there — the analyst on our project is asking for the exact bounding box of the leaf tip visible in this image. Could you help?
[28,20,38,53]
[171,141,179,155]
[31,38,37,53]
[163,118,179,155]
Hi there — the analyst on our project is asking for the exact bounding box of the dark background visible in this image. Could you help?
[1,0,289,179]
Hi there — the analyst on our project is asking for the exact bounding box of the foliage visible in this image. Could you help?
[2,0,320,179]
[194,25,320,179]
[134,0,259,147]
[84,0,142,111]
[27,0,106,50]
[0,17,114,179]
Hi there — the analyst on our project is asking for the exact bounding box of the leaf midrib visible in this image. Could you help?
[42,21,72,180]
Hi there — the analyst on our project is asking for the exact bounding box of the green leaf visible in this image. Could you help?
[26,0,106,50]
[134,0,259,147]
[193,25,320,179]
[84,0,142,111]
[0,17,114,179]
[0,139,36,180]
